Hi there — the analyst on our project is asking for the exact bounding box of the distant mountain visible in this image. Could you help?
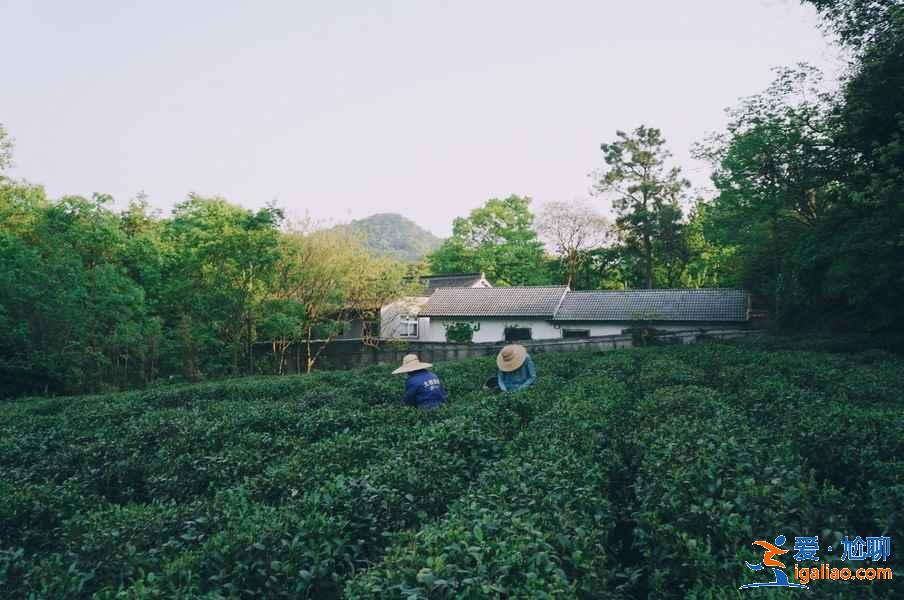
[341,213,442,262]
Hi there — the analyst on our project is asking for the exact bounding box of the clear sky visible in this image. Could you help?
[2,0,841,236]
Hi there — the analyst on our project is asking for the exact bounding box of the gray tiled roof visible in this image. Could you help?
[421,287,569,317]
[419,272,488,295]
[553,289,749,322]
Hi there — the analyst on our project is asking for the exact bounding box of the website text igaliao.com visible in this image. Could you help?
[794,563,893,585]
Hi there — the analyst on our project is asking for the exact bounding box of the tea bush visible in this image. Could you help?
[629,385,847,595]
[347,378,625,599]
[1,340,900,598]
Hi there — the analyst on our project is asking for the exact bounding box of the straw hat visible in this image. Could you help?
[392,353,433,374]
[496,344,527,372]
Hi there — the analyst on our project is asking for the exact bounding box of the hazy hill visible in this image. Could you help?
[341,213,442,262]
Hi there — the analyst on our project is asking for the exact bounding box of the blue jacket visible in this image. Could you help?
[404,370,448,409]
[497,355,536,392]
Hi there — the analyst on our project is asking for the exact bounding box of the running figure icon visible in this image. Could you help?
[739,535,809,590]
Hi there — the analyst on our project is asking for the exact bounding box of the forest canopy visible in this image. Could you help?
[2,0,902,396]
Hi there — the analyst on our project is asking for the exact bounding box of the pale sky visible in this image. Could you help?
[2,0,841,236]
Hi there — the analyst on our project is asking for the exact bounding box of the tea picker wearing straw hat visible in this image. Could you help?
[393,354,448,410]
[485,344,536,393]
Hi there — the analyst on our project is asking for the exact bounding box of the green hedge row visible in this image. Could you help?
[346,378,625,599]
[2,373,565,597]
[2,341,901,598]
[628,385,849,595]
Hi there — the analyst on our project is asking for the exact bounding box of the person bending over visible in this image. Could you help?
[393,354,448,410]
[488,344,536,392]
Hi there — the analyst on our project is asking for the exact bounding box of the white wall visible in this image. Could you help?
[419,319,706,342]
[557,322,709,336]
[423,318,562,343]
[560,323,624,337]
[380,297,429,339]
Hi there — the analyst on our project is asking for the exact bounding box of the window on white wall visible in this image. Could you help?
[399,317,419,338]
[562,329,590,339]
[504,326,532,342]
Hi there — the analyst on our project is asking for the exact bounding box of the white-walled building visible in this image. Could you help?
[385,286,751,343]
[379,272,491,340]
[417,286,568,342]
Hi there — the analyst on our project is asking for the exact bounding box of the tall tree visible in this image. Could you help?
[802,0,904,327]
[161,195,284,378]
[535,200,609,287]
[0,185,159,395]
[594,126,690,288]
[681,203,740,289]
[805,0,899,47]
[0,123,13,176]
[428,195,551,285]
[697,0,904,329]
[266,224,408,373]
[652,201,691,288]
[695,65,849,322]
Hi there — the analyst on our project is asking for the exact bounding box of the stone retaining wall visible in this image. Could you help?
[257,328,765,373]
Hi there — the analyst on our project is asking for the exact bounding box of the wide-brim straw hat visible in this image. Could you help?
[497,344,527,372]
[393,353,433,374]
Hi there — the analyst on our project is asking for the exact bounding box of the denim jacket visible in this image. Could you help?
[497,355,536,392]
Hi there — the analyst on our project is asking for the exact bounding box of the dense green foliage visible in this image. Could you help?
[692,0,904,330]
[427,195,552,286]
[2,341,900,598]
[443,322,475,344]
[0,189,169,395]
[594,126,690,290]
[336,213,442,263]
[0,185,408,397]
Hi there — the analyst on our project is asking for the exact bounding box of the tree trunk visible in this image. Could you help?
[305,326,314,374]
[246,313,254,375]
[566,252,576,288]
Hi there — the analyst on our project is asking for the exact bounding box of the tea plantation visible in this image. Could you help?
[1,340,900,598]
